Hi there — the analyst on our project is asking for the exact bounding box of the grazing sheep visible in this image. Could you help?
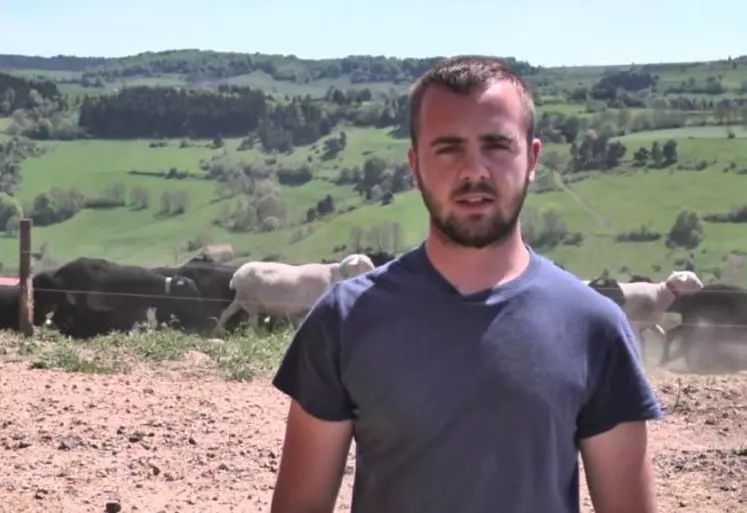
[212,253,375,333]
[618,270,704,360]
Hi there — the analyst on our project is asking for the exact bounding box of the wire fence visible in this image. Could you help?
[9,281,747,331]
[4,225,747,334]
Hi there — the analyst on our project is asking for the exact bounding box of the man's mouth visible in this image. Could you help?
[455,194,495,205]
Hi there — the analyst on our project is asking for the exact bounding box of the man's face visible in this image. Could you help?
[408,81,542,249]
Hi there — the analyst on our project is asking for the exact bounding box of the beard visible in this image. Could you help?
[418,172,530,249]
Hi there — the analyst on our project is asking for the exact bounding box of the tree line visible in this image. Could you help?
[0,50,538,87]
[0,73,62,116]
[2,73,410,146]
[78,85,336,142]
[4,64,746,155]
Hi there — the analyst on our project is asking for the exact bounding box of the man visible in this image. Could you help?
[270,55,662,513]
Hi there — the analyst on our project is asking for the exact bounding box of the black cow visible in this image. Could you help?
[37,257,203,339]
[586,276,626,307]
[662,283,747,368]
[150,260,248,333]
[50,300,144,339]
[0,286,21,331]
[0,273,77,331]
[629,274,653,283]
[33,270,66,325]
[367,251,397,267]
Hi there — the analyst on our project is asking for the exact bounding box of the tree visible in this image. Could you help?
[0,192,22,230]
[667,209,704,249]
[540,150,564,172]
[651,141,663,168]
[662,140,678,166]
[362,156,387,188]
[255,193,286,225]
[519,206,569,249]
[633,147,649,166]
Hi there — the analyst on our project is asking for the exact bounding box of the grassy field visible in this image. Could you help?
[0,124,417,266]
[616,125,747,142]
[652,61,747,92]
[2,323,292,381]
[3,53,747,286]
[4,130,746,280]
[2,116,747,283]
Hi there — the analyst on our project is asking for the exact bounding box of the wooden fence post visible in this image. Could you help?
[19,218,33,336]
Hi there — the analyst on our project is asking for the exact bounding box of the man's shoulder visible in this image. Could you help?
[532,254,627,326]
[337,248,424,294]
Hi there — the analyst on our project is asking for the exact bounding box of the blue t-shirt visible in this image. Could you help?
[272,244,662,513]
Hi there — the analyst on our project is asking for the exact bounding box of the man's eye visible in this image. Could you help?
[435,146,460,154]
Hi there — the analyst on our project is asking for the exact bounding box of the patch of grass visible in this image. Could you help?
[533,164,747,282]
[5,69,84,81]
[216,71,409,98]
[674,136,747,166]
[617,125,747,142]
[31,344,122,374]
[653,61,747,91]
[57,83,113,100]
[3,325,293,382]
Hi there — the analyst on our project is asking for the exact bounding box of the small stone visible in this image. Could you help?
[59,437,78,450]
[105,500,122,513]
[105,492,122,513]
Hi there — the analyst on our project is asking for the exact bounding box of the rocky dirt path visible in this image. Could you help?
[1,358,745,512]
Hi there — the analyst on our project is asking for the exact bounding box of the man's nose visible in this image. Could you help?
[458,149,490,181]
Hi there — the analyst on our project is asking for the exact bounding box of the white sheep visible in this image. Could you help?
[212,253,375,333]
[617,270,704,361]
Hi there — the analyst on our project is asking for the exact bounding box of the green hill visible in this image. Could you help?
[1,50,747,285]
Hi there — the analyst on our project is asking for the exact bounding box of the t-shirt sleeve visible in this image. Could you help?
[272,285,355,422]
[576,308,664,439]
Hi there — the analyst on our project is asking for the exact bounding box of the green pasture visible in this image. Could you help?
[0,127,412,266]
[653,60,747,91]
[1,125,746,276]
[617,125,747,142]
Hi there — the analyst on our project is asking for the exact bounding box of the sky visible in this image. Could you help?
[0,0,744,67]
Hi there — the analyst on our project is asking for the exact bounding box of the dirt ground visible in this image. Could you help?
[1,352,745,513]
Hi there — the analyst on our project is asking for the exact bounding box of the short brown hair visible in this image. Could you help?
[408,55,536,148]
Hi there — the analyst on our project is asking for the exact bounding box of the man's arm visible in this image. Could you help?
[271,401,353,513]
[580,421,657,513]
[577,308,663,513]
[270,285,356,513]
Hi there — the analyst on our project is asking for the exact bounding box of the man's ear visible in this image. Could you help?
[527,137,542,183]
[408,147,422,190]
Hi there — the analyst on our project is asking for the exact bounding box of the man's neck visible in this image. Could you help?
[424,230,532,296]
